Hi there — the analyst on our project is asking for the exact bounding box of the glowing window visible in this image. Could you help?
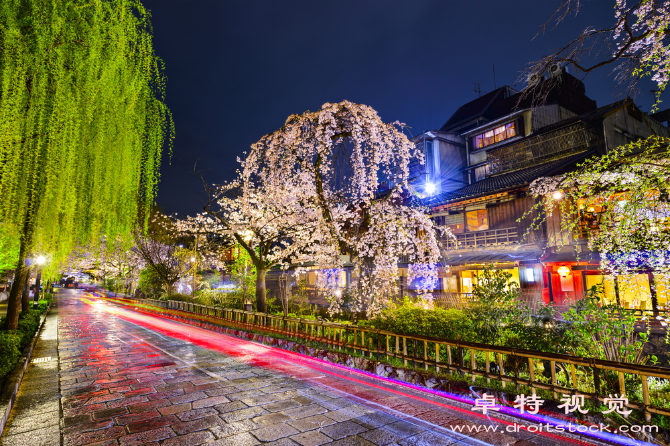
[526,267,535,282]
[474,122,516,149]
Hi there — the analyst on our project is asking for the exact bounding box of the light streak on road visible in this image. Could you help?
[79,294,654,446]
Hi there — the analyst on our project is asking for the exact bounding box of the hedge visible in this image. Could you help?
[0,295,52,383]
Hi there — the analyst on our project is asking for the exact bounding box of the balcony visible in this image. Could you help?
[442,227,519,250]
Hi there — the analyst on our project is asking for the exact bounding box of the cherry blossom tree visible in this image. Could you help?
[526,136,670,278]
[175,179,327,312]
[240,101,444,316]
[176,102,444,316]
[132,212,195,296]
[522,0,670,110]
[62,238,145,294]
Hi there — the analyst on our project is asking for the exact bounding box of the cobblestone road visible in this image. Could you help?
[51,291,600,446]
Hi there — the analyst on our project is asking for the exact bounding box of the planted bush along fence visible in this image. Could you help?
[109,296,670,421]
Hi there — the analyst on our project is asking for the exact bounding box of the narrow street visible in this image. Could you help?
[3,290,632,445]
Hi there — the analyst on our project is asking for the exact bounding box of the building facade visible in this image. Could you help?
[421,73,669,314]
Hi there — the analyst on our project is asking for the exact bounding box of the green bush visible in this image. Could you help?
[17,310,42,347]
[197,290,242,309]
[161,293,194,302]
[368,298,471,340]
[0,332,21,380]
[0,304,50,383]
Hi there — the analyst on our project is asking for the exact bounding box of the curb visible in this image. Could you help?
[0,300,53,436]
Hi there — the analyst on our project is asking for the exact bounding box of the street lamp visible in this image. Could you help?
[191,256,196,297]
[33,255,46,309]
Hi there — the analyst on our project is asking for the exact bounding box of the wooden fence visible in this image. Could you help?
[115,296,670,422]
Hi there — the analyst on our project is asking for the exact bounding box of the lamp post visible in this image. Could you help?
[33,255,46,309]
[191,256,196,297]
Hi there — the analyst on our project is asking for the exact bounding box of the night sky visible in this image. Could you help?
[145,0,662,217]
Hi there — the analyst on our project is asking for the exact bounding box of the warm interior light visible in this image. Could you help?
[525,267,535,282]
[36,255,46,265]
[425,182,436,195]
[557,266,570,276]
[552,191,563,200]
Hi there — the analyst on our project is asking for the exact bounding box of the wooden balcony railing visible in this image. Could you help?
[105,294,670,422]
[442,227,519,250]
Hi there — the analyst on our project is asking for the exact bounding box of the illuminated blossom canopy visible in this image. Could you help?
[527,136,670,278]
[243,101,444,315]
[522,0,670,110]
[180,101,445,315]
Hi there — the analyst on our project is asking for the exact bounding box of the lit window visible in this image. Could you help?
[474,122,516,149]
[526,267,535,282]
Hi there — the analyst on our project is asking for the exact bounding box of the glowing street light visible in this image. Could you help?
[36,255,46,265]
[425,182,436,195]
[552,191,563,200]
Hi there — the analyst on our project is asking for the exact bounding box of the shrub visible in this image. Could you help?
[464,266,528,345]
[0,305,48,383]
[197,289,242,309]
[0,332,21,381]
[368,298,470,340]
[17,310,42,347]
[161,293,193,302]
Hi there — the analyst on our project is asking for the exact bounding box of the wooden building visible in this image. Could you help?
[418,73,669,312]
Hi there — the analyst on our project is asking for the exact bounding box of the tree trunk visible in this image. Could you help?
[21,269,31,311]
[4,249,29,330]
[255,267,267,313]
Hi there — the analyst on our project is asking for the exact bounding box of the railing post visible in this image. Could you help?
[447,345,452,370]
[497,353,505,388]
[423,340,428,370]
[550,360,558,399]
[593,364,601,396]
[470,349,476,383]
[641,375,651,422]
[403,337,408,366]
[528,358,535,395]
[485,351,491,384]
[435,343,440,373]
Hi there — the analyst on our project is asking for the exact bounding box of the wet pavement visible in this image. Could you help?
[2,290,609,446]
[1,290,60,445]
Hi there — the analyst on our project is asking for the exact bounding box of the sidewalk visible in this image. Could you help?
[0,297,60,445]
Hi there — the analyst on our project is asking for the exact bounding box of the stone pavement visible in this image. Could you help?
[1,295,60,445]
[2,290,600,446]
[56,292,471,446]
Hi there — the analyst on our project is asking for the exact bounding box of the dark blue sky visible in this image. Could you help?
[145,0,661,216]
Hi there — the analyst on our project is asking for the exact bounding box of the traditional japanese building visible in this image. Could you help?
[422,72,669,313]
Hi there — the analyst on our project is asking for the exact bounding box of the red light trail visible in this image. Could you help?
[79,295,648,446]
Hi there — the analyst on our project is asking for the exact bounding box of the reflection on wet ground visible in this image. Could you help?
[6,289,605,446]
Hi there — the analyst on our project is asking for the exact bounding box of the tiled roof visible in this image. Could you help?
[440,73,598,133]
[427,150,596,207]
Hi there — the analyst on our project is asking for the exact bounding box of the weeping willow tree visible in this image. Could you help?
[0,0,173,329]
